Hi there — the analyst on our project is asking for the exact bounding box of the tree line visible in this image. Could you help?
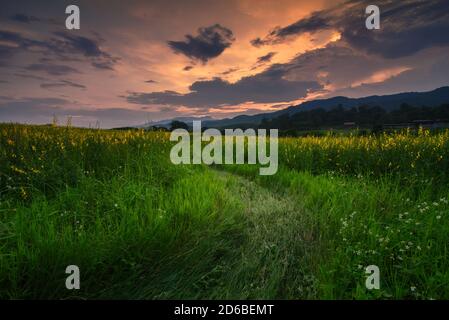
[258,103,449,132]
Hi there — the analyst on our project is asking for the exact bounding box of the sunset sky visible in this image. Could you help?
[1,0,449,127]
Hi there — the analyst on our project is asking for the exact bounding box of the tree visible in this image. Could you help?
[170,120,189,131]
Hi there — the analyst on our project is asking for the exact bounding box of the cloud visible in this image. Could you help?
[0,29,119,70]
[52,32,104,57]
[90,61,115,70]
[14,73,48,81]
[325,49,449,97]
[220,67,239,75]
[25,63,80,76]
[139,37,447,111]
[167,24,235,63]
[279,44,386,86]
[3,0,449,126]
[0,30,48,60]
[251,12,332,46]
[0,97,164,128]
[40,80,86,90]
[10,13,40,23]
[0,30,59,62]
[252,0,449,59]
[126,64,322,109]
[0,96,73,119]
[183,65,193,71]
[256,52,277,64]
[249,52,278,71]
[253,41,449,101]
[51,32,119,70]
[145,80,158,83]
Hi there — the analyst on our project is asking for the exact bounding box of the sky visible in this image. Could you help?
[0,0,449,128]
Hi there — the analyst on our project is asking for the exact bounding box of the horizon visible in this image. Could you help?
[1,85,448,129]
[1,0,449,128]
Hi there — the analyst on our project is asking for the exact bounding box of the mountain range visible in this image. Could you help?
[142,86,449,129]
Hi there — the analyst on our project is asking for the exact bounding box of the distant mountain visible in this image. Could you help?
[139,116,214,129]
[282,86,449,114]
[204,86,449,128]
[140,86,449,129]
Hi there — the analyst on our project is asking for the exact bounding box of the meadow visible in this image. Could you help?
[1,123,449,299]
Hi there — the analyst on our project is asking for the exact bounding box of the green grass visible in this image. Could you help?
[1,124,449,299]
[220,165,449,299]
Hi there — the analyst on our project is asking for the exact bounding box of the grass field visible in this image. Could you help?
[1,124,449,299]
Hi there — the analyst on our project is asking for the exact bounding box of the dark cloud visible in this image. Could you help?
[183,65,194,71]
[9,12,61,26]
[25,63,80,76]
[51,32,119,70]
[125,37,449,111]
[39,56,83,64]
[0,30,48,60]
[252,0,449,58]
[251,13,331,46]
[0,30,29,44]
[168,24,235,63]
[325,49,449,98]
[91,61,115,70]
[10,13,40,23]
[251,40,449,101]
[145,80,158,83]
[40,80,86,90]
[250,52,277,71]
[126,64,322,108]
[280,44,386,85]
[256,52,277,64]
[53,32,104,57]
[271,14,330,38]
[220,67,239,75]
[0,29,119,70]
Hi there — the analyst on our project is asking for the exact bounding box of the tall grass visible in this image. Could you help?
[220,129,449,299]
[1,124,449,299]
[278,129,449,186]
[0,125,245,298]
[223,165,449,299]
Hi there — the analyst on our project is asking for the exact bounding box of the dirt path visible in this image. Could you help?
[211,170,319,299]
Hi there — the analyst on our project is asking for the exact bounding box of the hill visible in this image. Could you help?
[145,86,449,129]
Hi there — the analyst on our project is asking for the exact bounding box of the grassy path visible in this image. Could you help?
[95,168,319,299]
[207,170,319,299]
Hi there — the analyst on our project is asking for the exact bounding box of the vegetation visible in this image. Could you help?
[258,103,449,133]
[1,124,448,299]
[170,120,190,131]
[219,129,449,299]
